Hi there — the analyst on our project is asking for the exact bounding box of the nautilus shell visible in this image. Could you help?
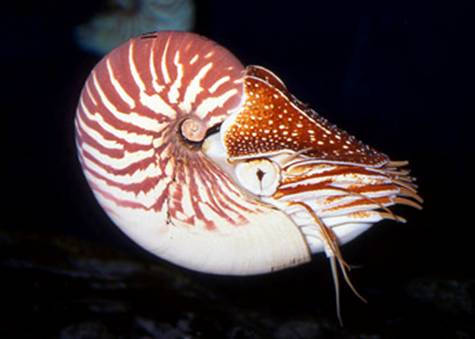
[75,31,422,322]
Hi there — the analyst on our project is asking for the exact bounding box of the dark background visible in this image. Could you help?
[3,0,474,338]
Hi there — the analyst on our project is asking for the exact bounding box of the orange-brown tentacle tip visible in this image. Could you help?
[388,160,410,167]
[394,197,423,210]
[180,117,207,143]
[378,211,407,223]
[398,187,424,204]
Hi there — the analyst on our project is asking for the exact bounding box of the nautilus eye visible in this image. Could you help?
[234,159,281,197]
[75,31,422,324]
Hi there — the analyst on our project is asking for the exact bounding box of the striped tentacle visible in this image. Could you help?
[267,156,422,325]
[275,160,422,223]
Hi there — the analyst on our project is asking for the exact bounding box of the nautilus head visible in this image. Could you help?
[75,31,422,323]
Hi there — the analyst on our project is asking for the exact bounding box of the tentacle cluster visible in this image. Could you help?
[219,65,423,324]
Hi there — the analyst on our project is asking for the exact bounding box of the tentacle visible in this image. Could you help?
[329,255,343,326]
[394,197,423,210]
[387,160,409,167]
[279,147,313,166]
[398,187,424,203]
[289,201,367,324]
[323,184,401,222]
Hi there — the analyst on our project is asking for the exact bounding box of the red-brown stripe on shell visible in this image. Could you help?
[76,31,254,227]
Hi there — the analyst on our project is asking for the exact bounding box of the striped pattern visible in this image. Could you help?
[76,32,263,232]
[275,161,421,224]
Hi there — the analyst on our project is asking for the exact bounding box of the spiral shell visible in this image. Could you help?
[75,31,311,275]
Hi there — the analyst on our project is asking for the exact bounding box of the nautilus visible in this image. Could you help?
[75,31,422,323]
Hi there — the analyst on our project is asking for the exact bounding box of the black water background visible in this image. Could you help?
[3,0,474,337]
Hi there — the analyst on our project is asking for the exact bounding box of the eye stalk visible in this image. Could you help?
[235,159,281,197]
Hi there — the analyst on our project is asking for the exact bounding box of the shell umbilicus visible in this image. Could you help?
[75,31,422,324]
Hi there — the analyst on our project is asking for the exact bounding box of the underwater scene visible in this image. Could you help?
[3,0,474,338]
